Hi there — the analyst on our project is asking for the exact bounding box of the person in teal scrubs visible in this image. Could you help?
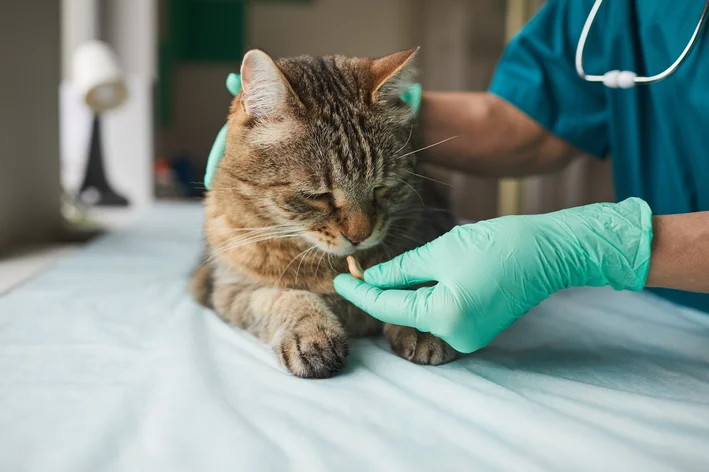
[334,0,709,353]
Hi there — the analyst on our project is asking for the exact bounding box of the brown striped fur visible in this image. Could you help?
[190,49,459,378]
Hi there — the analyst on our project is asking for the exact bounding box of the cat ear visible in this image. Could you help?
[370,47,419,104]
[240,49,297,117]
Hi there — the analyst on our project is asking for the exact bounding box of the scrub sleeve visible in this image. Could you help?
[488,0,609,159]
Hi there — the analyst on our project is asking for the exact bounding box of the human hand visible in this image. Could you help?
[334,198,652,353]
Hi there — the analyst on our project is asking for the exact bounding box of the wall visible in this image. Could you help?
[0,1,62,251]
[417,0,614,220]
[416,0,507,220]
[61,0,99,81]
[248,0,416,58]
[158,0,419,169]
[101,0,158,81]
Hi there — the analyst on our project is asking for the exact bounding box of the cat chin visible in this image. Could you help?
[301,230,387,257]
[324,246,359,257]
[301,234,370,257]
[314,240,384,257]
[299,233,351,256]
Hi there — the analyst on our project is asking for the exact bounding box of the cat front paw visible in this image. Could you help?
[384,325,458,365]
[277,319,348,379]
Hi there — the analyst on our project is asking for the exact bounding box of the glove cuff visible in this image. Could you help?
[616,197,654,291]
[562,197,654,292]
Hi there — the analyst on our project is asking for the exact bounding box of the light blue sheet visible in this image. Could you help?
[1,203,708,471]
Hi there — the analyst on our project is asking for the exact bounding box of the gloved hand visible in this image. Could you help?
[334,197,653,353]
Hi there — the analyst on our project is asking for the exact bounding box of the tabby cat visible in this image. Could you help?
[190,48,460,378]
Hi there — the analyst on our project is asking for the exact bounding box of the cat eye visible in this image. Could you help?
[373,186,390,201]
[305,191,333,201]
[303,192,335,210]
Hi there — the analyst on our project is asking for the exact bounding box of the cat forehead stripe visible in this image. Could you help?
[203,73,421,190]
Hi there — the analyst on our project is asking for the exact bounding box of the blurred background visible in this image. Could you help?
[0,0,613,289]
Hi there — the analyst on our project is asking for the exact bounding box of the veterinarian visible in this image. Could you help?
[334,0,709,353]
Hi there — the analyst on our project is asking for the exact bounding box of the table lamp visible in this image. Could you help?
[72,40,129,206]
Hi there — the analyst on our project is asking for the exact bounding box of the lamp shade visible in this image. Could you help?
[72,40,127,112]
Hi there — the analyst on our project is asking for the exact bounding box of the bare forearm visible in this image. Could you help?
[646,212,709,293]
[418,92,577,177]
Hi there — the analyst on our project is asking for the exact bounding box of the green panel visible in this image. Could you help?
[158,0,246,126]
[157,41,174,126]
[173,0,246,62]
[158,0,313,127]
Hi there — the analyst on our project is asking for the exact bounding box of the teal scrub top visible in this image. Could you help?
[489,0,709,314]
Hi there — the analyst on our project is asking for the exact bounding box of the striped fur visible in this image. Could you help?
[190,49,459,378]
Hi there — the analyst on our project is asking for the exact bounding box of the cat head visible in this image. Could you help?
[212,48,423,256]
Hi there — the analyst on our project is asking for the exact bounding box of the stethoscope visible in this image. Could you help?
[576,0,709,88]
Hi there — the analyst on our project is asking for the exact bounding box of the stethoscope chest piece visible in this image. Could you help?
[576,0,709,88]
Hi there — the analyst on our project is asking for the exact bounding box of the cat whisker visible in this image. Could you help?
[403,170,453,187]
[208,236,301,263]
[327,253,337,274]
[380,241,394,261]
[221,229,303,247]
[224,224,297,230]
[394,135,460,161]
[392,124,414,157]
[393,206,451,214]
[204,224,299,234]
[396,178,424,207]
[387,229,423,245]
[295,246,318,286]
[277,245,316,288]
[385,239,423,255]
[315,250,327,276]
[211,229,303,249]
[209,237,296,262]
[209,232,304,261]
[380,240,406,255]
[207,227,303,245]
[188,181,244,191]
[387,209,453,225]
[380,235,416,254]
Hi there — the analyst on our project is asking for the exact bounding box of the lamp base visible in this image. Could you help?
[78,186,129,207]
[78,114,129,207]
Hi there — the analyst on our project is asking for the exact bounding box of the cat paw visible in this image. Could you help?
[277,321,349,379]
[384,325,458,365]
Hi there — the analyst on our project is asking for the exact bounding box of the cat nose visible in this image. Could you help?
[341,232,369,246]
[341,206,373,245]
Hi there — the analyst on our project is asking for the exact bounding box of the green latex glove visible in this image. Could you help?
[204,73,242,191]
[334,198,653,353]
